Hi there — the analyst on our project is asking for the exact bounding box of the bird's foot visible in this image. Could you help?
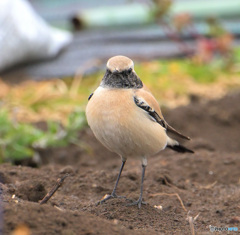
[126,198,147,209]
[96,193,126,205]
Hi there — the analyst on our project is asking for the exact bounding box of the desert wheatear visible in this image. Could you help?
[86,55,193,208]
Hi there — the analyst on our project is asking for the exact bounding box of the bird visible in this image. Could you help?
[86,55,194,208]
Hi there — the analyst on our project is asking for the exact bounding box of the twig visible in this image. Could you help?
[199,181,217,189]
[39,174,69,205]
[150,192,187,211]
[187,211,195,235]
[186,211,200,235]
[162,177,185,192]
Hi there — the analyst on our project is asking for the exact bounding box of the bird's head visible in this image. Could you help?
[101,55,143,89]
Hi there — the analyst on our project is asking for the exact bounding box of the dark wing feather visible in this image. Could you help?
[167,144,194,153]
[134,96,166,128]
[88,93,94,101]
[165,121,190,140]
[134,96,190,140]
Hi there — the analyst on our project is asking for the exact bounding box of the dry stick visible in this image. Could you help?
[150,193,187,212]
[39,174,69,205]
[162,177,185,192]
[186,211,200,235]
[187,212,195,235]
[199,181,217,189]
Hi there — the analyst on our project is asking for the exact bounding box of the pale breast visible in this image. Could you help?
[86,87,168,158]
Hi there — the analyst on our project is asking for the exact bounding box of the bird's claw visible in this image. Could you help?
[126,199,147,209]
[96,193,126,205]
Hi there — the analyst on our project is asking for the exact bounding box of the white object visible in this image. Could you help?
[0,0,72,72]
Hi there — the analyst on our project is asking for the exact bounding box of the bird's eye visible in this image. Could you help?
[127,68,132,73]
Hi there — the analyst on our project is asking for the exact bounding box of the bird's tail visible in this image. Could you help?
[167,137,194,153]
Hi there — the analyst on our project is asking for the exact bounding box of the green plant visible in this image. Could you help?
[0,109,86,163]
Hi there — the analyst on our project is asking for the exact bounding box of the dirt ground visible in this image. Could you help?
[1,91,240,235]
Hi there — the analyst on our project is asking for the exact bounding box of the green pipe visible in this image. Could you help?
[72,3,155,29]
[71,0,240,29]
[171,0,240,19]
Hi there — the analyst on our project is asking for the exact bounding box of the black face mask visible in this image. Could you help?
[101,69,143,89]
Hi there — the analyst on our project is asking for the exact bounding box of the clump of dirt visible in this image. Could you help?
[1,92,240,234]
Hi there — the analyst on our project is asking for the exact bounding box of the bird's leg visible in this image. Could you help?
[111,159,126,197]
[97,160,126,205]
[127,163,147,209]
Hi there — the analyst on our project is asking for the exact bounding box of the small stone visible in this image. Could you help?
[186,202,192,207]
[229,216,240,224]
[154,205,163,210]
[60,166,74,175]
[128,225,133,230]
[216,210,223,216]
[113,219,118,225]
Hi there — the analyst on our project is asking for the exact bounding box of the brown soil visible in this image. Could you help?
[1,92,240,235]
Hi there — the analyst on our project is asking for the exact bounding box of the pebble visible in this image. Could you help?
[60,166,74,174]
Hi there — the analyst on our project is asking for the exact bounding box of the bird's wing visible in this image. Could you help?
[165,122,190,140]
[133,96,166,129]
[134,87,190,140]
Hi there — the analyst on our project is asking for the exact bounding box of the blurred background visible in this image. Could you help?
[0,0,240,164]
